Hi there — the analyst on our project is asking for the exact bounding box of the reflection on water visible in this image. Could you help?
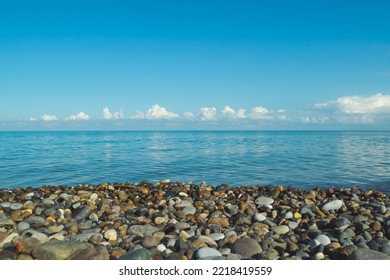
[0,131,389,190]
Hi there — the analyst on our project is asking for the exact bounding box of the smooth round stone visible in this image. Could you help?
[1,202,11,208]
[208,233,225,241]
[17,222,30,233]
[32,241,94,260]
[143,236,159,248]
[42,198,55,205]
[10,203,23,211]
[315,234,331,246]
[255,197,274,206]
[128,225,160,237]
[25,216,46,228]
[182,206,196,216]
[322,200,343,211]
[315,252,325,260]
[104,229,117,241]
[196,247,222,260]
[273,225,290,235]
[157,244,167,252]
[71,205,91,220]
[232,238,263,258]
[284,212,294,219]
[254,213,267,222]
[120,248,152,260]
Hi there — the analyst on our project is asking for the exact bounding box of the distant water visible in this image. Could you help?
[0,131,389,190]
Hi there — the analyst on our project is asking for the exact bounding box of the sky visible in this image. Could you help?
[1,0,390,130]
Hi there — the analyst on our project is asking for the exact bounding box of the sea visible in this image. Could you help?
[0,131,389,191]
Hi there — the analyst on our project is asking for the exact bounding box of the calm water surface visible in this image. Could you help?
[0,131,389,190]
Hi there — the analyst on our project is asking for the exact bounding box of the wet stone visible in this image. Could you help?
[71,205,91,221]
[196,247,222,260]
[32,241,95,260]
[120,248,151,260]
[232,238,262,258]
[10,203,23,211]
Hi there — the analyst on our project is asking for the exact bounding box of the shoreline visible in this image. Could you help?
[1,181,390,260]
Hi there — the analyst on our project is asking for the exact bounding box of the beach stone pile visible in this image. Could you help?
[1,181,390,260]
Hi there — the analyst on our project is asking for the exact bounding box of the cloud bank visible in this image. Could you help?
[66,112,90,121]
[133,104,178,119]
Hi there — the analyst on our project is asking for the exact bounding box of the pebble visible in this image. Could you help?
[196,247,222,260]
[315,234,331,246]
[208,233,225,241]
[322,200,343,211]
[32,241,94,260]
[273,225,290,235]
[254,213,267,222]
[255,197,274,207]
[157,244,167,252]
[120,248,152,260]
[232,238,262,258]
[104,229,117,241]
[128,225,159,237]
[10,203,23,210]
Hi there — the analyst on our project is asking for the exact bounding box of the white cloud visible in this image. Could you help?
[222,106,246,119]
[134,104,178,119]
[250,106,272,119]
[103,107,124,119]
[29,117,38,121]
[200,107,217,121]
[315,93,390,114]
[184,112,194,118]
[300,116,329,123]
[66,112,90,121]
[41,114,58,121]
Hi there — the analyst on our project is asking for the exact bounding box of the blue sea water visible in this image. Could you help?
[0,131,389,190]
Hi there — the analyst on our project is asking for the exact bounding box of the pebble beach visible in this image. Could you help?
[1,181,390,260]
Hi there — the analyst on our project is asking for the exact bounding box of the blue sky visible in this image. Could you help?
[1,0,390,130]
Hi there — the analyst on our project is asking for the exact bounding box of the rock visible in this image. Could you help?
[315,252,325,260]
[10,203,23,210]
[254,213,267,222]
[104,229,117,241]
[120,249,152,260]
[32,241,94,260]
[372,221,382,231]
[350,249,390,260]
[208,233,225,241]
[207,217,229,227]
[322,200,343,211]
[17,222,30,233]
[255,197,274,206]
[71,205,91,220]
[128,225,160,237]
[284,212,293,219]
[315,234,331,246]
[273,225,289,235]
[157,244,167,252]
[24,215,46,228]
[143,236,159,248]
[196,247,222,260]
[232,238,262,258]
[182,206,196,216]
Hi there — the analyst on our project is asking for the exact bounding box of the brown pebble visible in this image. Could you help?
[372,221,382,231]
[207,217,229,227]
